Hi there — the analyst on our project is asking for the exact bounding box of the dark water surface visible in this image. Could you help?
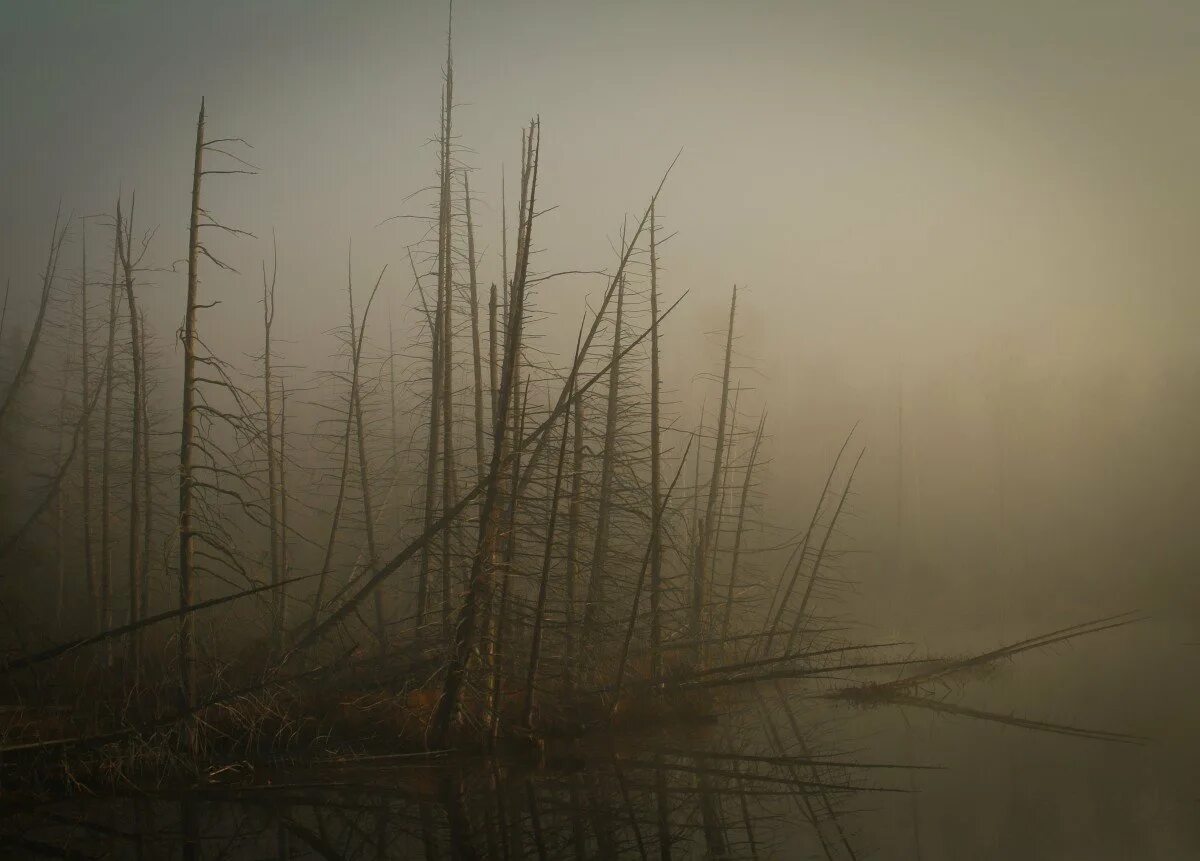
[4,625,1195,861]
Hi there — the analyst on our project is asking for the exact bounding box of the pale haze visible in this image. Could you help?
[2,2,1199,857]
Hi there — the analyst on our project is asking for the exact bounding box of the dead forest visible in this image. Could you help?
[0,12,1145,859]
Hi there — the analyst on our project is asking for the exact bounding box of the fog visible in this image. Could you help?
[2,1,1199,857]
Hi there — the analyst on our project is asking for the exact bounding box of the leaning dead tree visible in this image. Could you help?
[429,118,540,748]
[0,208,68,428]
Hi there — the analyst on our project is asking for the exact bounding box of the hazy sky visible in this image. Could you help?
[5,0,1200,620]
[4,5,1200,854]
[4,0,1199,359]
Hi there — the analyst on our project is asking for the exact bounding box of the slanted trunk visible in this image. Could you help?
[347,261,387,649]
[522,386,570,729]
[722,413,766,641]
[0,208,66,426]
[786,449,865,654]
[312,358,356,629]
[464,171,486,481]
[429,119,539,749]
[648,201,664,683]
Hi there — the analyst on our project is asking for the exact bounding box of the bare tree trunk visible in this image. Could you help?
[707,386,740,637]
[692,286,737,663]
[722,413,765,641]
[0,207,66,427]
[562,393,584,692]
[312,356,356,628]
[464,171,486,481]
[388,314,399,480]
[78,219,96,624]
[278,382,290,644]
[500,167,509,335]
[696,756,729,859]
[581,267,625,639]
[347,260,387,649]
[522,386,571,729]
[262,249,281,657]
[647,200,664,684]
[654,753,671,861]
[690,517,708,664]
[117,198,145,678]
[138,309,151,625]
[54,341,71,631]
[488,282,499,422]
[483,128,533,719]
[437,18,460,636]
[0,360,107,566]
[178,99,206,723]
[429,119,539,749]
[762,427,854,656]
[489,377,527,743]
[417,232,445,635]
[612,437,692,709]
[99,208,119,653]
[786,448,865,654]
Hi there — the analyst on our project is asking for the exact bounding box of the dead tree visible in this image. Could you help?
[178,98,256,723]
[348,260,388,648]
[463,171,486,480]
[429,118,539,748]
[488,282,499,421]
[116,197,146,676]
[278,381,291,640]
[648,200,664,683]
[0,207,67,427]
[416,222,446,633]
[522,385,571,729]
[762,427,855,655]
[137,308,152,624]
[786,448,865,654]
[489,377,528,742]
[261,246,282,655]
[99,206,120,648]
[77,218,96,618]
[437,14,461,636]
[692,285,737,662]
[721,413,766,641]
[580,266,626,641]
[562,392,584,691]
[612,436,693,709]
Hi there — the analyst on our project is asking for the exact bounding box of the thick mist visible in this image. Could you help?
[2,1,1199,858]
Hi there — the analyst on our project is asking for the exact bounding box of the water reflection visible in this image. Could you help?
[3,682,926,859]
